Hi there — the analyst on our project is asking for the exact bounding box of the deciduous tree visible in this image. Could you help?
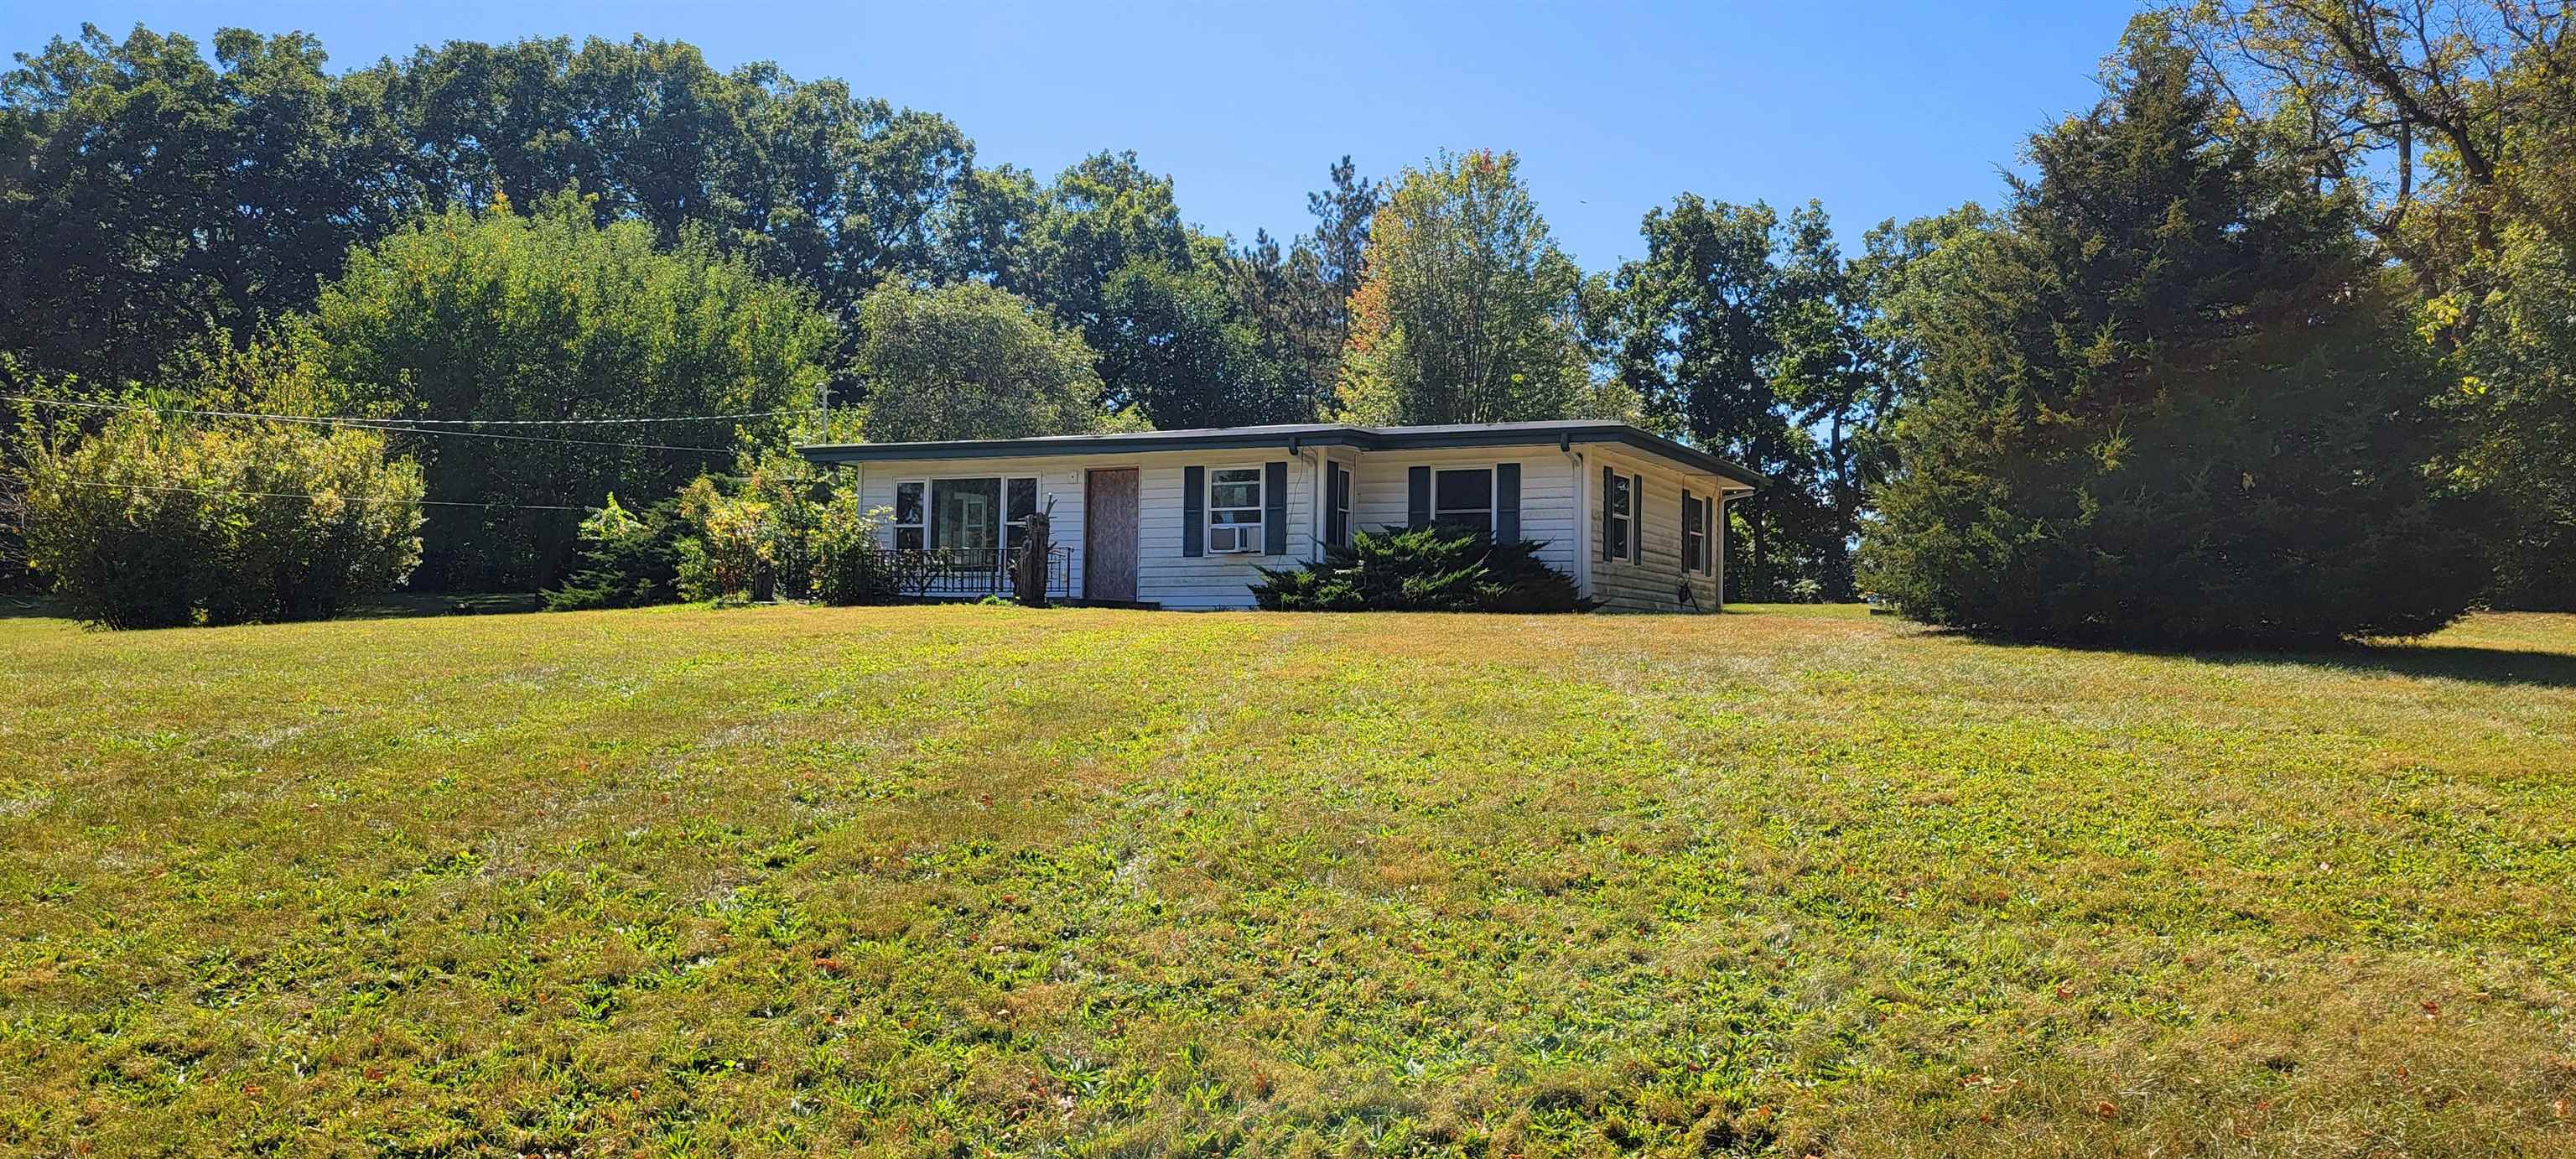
[1332,150,1592,425]
[309,190,834,589]
[851,280,1124,443]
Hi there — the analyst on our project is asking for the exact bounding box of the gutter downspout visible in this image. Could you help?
[1562,434,1592,601]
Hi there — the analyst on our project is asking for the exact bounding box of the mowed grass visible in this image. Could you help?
[3,604,2573,1157]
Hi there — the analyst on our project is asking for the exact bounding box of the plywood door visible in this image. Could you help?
[1084,468,1139,602]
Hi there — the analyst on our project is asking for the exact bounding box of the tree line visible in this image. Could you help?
[0,23,1928,600]
[3,8,2568,634]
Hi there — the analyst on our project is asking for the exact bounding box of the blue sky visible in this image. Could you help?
[3,2,2140,269]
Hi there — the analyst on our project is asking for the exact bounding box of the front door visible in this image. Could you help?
[1084,468,1139,602]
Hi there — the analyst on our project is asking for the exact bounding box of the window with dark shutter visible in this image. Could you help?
[1327,463,1353,546]
[1431,468,1494,533]
[1604,469,1633,561]
[1629,475,1644,561]
[1683,487,1707,574]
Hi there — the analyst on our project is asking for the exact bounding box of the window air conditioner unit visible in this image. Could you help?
[1209,524,1254,554]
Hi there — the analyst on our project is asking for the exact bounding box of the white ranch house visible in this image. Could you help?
[797,421,1764,611]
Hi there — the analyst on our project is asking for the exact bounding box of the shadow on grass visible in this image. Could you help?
[335,591,543,620]
[0,594,63,620]
[2194,643,2576,689]
[1914,618,2576,690]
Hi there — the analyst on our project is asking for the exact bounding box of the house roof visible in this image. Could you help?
[797,420,1766,488]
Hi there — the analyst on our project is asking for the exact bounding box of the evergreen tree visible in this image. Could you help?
[1862,21,2485,646]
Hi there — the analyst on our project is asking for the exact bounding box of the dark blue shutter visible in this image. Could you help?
[1629,475,1643,561]
[1682,487,1696,571]
[1182,465,1204,557]
[1407,466,1431,527]
[1496,463,1521,542]
[1600,465,1616,560]
[1263,461,1288,555]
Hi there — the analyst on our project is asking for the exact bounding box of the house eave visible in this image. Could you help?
[797,422,1767,490]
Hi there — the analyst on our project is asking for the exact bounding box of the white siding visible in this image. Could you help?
[1131,454,1312,609]
[1346,449,1579,576]
[849,455,1094,595]
[829,443,1712,611]
[1578,445,1738,613]
[836,450,1317,610]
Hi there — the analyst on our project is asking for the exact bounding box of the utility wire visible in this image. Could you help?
[330,408,810,426]
[6,396,747,455]
[5,395,812,426]
[63,479,595,512]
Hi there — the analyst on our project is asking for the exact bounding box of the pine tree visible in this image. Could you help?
[1861,19,2486,647]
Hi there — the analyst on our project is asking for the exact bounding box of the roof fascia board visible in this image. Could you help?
[799,424,1765,488]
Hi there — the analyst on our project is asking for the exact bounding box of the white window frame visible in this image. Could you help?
[1330,461,1353,547]
[891,478,927,550]
[1685,491,1712,575]
[1207,465,1265,554]
[1431,465,1499,534]
[1606,471,1634,561]
[899,474,1040,552]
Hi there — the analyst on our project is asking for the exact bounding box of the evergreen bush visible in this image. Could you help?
[542,494,685,611]
[1251,525,1595,613]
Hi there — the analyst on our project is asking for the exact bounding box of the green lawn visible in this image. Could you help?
[3,605,2573,1156]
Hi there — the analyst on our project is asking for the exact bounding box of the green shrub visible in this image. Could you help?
[646,463,892,606]
[16,405,424,629]
[1251,525,1596,612]
[542,494,685,611]
[808,485,897,605]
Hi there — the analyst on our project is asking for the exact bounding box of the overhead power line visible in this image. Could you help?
[330,408,812,426]
[63,479,595,512]
[5,396,749,455]
[4,395,812,426]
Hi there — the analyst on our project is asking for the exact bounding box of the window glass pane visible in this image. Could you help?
[1005,477,1037,550]
[1210,466,1260,511]
[932,477,1000,551]
[1436,512,1493,534]
[895,526,924,550]
[895,481,924,524]
[1609,474,1632,515]
[1210,510,1262,526]
[1435,468,1492,512]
